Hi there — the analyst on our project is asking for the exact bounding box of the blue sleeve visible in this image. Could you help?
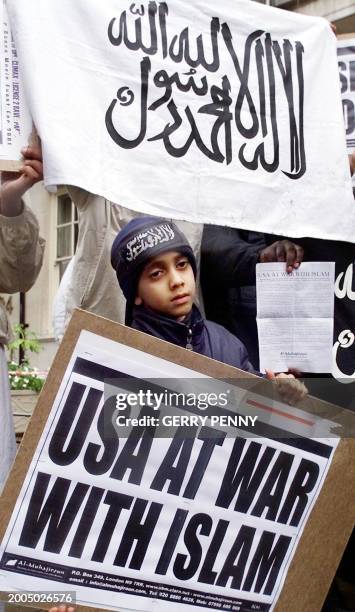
[205,321,262,376]
[234,337,261,376]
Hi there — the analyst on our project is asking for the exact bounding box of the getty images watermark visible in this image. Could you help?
[104,377,353,440]
[114,388,258,428]
[103,380,262,437]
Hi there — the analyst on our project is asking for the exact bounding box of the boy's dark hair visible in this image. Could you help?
[111,216,197,324]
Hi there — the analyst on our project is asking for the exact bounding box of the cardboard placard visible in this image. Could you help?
[0,309,354,612]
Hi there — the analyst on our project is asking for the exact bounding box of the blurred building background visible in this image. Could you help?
[0,183,77,369]
[256,0,355,34]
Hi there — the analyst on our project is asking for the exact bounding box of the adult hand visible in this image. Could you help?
[0,141,43,216]
[266,370,308,404]
[259,240,304,274]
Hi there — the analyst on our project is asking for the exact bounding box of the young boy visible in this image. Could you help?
[111,216,307,402]
[48,222,307,612]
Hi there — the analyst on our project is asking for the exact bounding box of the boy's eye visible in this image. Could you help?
[176,259,189,269]
[149,269,163,279]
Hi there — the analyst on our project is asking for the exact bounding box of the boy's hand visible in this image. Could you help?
[265,370,308,404]
[0,142,43,216]
[259,240,304,274]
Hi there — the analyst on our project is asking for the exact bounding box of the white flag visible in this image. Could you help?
[7,0,354,241]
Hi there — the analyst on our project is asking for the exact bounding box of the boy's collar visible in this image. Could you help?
[131,304,204,344]
[134,304,194,325]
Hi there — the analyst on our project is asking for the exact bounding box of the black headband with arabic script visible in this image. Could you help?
[111,216,197,323]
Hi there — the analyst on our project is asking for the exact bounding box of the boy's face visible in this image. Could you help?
[135,251,196,320]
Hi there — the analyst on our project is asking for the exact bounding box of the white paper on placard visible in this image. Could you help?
[0,330,339,612]
[337,37,355,187]
[338,38,355,154]
[5,0,354,241]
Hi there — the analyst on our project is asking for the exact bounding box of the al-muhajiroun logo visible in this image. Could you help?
[6,557,64,576]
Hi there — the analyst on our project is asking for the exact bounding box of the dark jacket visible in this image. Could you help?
[201,226,266,368]
[131,304,259,375]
